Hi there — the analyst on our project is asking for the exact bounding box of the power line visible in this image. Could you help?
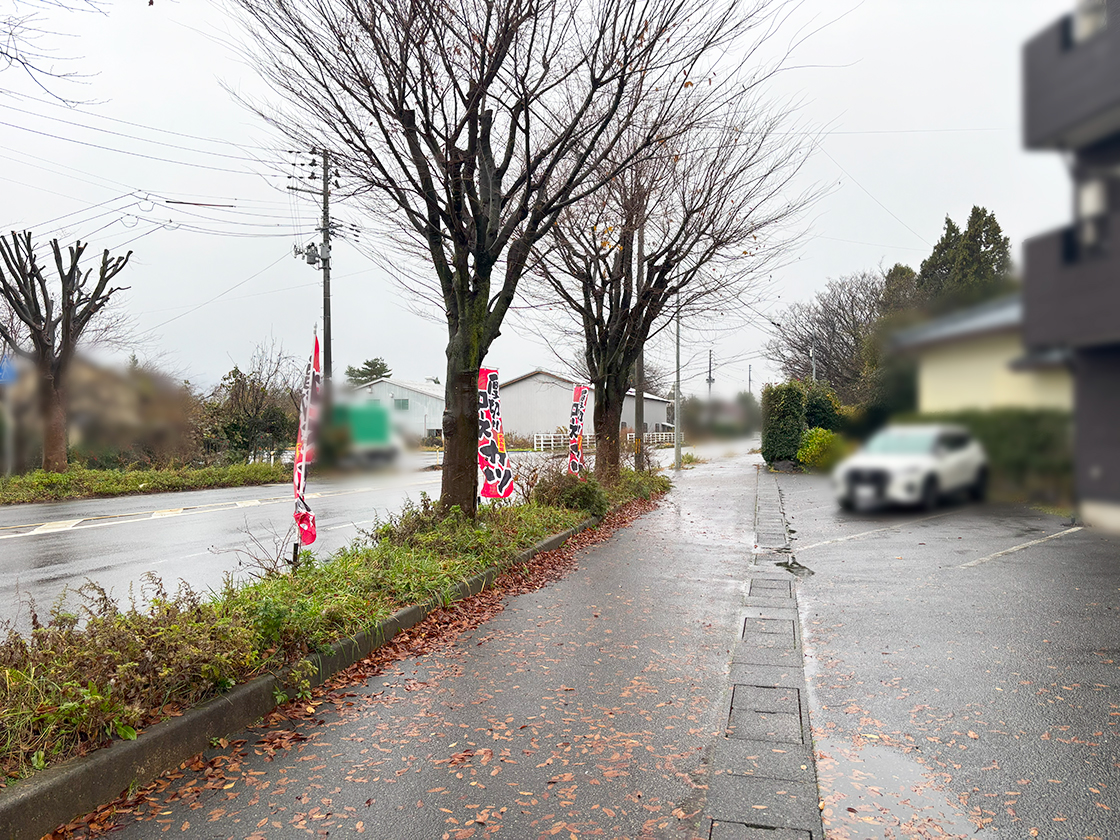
[0,119,270,175]
[0,101,269,163]
[814,141,931,247]
[147,252,291,330]
[3,90,279,152]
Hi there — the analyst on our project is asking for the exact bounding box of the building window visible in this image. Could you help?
[1070,0,1108,45]
[394,398,409,411]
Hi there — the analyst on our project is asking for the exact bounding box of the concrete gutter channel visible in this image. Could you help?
[0,517,599,840]
[704,466,824,840]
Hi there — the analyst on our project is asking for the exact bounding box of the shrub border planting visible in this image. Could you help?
[0,463,292,505]
[0,518,597,840]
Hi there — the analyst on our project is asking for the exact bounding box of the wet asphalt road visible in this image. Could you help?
[93,447,829,840]
[0,466,444,631]
[778,471,1119,838]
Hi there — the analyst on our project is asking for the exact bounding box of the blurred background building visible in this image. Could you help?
[1023,0,1120,529]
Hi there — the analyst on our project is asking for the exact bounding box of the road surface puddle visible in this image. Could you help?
[814,735,997,839]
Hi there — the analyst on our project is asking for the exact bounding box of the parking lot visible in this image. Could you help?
[774,471,1118,838]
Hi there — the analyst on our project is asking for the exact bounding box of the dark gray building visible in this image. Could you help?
[1023,0,1120,530]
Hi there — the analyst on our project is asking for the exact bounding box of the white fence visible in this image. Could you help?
[627,431,683,445]
[534,431,681,450]
[533,433,597,451]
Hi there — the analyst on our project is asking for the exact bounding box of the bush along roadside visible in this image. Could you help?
[0,469,667,784]
[796,427,851,472]
[0,462,292,504]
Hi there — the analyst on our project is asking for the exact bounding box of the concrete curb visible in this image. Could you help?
[1,517,598,840]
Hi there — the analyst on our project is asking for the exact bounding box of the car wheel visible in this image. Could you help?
[969,467,989,502]
[839,494,854,512]
[920,476,939,511]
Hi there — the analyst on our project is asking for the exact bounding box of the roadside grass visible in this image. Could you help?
[0,463,291,505]
[679,453,706,468]
[0,472,665,780]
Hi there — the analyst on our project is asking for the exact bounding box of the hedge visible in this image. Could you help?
[761,382,805,464]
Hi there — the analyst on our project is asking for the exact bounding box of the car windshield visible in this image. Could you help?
[863,429,937,456]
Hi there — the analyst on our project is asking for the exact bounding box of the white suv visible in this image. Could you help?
[833,424,988,511]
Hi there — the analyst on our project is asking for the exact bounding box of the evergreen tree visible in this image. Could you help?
[345,358,392,387]
[918,206,1011,308]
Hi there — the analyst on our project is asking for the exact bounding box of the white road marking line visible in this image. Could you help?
[797,510,959,552]
[0,478,443,541]
[32,518,84,534]
[326,519,376,531]
[959,527,1083,568]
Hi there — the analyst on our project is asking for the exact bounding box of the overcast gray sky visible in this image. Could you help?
[0,0,1074,397]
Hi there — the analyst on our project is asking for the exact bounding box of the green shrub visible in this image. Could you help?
[796,427,849,472]
[761,382,805,463]
[797,380,842,431]
[610,468,671,503]
[0,462,291,504]
[893,409,1073,503]
[532,470,610,517]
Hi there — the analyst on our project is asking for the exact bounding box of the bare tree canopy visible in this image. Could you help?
[763,270,884,404]
[532,102,813,478]
[0,231,131,471]
[1,0,101,97]
[230,0,780,512]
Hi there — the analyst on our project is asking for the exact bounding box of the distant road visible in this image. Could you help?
[0,467,444,632]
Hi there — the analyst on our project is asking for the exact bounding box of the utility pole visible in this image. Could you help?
[707,349,714,401]
[674,293,681,471]
[633,215,645,471]
[810,341,816,381]
[319,150,332,392]
[290,148,333,400]
[748,364,752,396]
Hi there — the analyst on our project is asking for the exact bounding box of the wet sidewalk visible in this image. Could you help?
[98,452,824,840]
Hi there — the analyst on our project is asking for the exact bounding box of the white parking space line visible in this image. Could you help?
[959,527,1083,568]
[796,510,960,553]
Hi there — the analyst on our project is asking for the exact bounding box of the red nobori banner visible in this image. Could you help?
[478,368,514,498]
[293,335,322,545]
[568,384,590,477]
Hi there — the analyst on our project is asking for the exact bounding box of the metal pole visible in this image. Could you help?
[674,295,682,471]
[634,217,645,471]
[321,150,333,394]
[2,385,11,477]
[707,349,713,402]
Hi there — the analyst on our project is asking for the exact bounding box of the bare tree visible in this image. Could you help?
[1,0,102,98]
[206,339,302,462]
[763,271,884,404]
[0,232,131,471]
[230,0,772,515]
[533,105,812,480]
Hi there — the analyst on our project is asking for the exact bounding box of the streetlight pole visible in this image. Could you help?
[674,294,682,471]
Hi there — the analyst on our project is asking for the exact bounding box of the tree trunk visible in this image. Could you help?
[593,375,627,484]
[440,363,479,518]
[39,371,67,473]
